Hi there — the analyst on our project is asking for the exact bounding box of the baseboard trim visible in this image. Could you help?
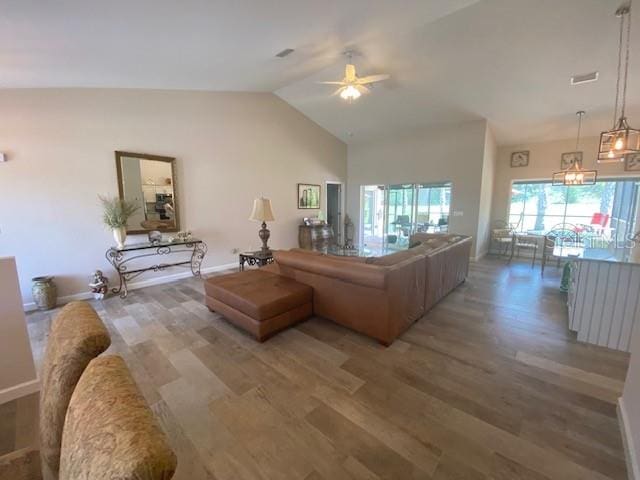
[619,397,640,480]
[23,262,237,312]
[0,378,40,405]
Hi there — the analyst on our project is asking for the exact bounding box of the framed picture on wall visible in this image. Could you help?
[510,151,529,168]
[561,151,583,170]
[297,183,321,209]
[625,153,640,171]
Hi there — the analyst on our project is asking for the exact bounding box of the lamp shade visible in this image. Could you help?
[249,198,275,222]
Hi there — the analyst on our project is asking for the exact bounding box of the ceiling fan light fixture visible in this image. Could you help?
[340,85,361,101]
[319,50,390,102]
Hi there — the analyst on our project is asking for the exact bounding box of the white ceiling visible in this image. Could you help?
[0,0,474,91]
[277,0,640,145]
[2,0,639,145]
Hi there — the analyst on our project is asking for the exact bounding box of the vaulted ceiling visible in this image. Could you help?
[2,0,639,145]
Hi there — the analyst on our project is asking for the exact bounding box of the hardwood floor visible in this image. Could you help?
[9,258,632,479]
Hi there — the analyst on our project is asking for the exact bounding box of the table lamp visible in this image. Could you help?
[249,197,275,253]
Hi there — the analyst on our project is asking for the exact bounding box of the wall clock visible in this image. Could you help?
[561,151,583,170]
[624,153,640,171]
[510,151,529,168]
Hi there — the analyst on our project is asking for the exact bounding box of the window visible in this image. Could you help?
[361,182,452,249]
[508,179,640,246]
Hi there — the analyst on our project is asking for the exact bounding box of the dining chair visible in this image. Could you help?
[511,234,539,267]
[540,235,559,275]
[491,228,514,257]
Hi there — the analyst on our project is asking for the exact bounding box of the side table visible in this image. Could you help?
[239,250,274,271]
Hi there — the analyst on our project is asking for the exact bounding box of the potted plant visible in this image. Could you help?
[99,196,139,248]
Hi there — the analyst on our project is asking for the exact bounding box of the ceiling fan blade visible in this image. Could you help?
[355,84,370,94]
[317,81,346,85]
[345,63,357,83]
[332,87,346,96]
[357,74,390,84]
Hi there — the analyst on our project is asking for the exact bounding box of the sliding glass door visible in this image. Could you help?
[416,183,451,232]
[386,184,415,246]
[361,185,386,248]
[360,182,452,249]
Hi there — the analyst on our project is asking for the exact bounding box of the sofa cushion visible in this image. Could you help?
[59,355,176,480]
[288,248,324,256]
[410,232,468,245]
[274,250,387,289]
[288,248,369,263]
[205,270,312,320]
[40,301,111,478]
[366,249,420,266]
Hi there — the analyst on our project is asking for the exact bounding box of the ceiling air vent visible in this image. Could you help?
[275,48,295,58]
[571,71,599,85]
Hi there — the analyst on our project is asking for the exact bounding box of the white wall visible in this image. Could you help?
[476,124,497,257]
[0,257,38,403]
[346,120,491,258]
[0,89,346,305]
[621,326,640,479]
[492,136,640,224]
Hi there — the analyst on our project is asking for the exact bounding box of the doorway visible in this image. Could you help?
[326,182,343,244]
[360,182,452,250]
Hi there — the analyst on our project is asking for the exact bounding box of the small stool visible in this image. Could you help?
[204,270,312,341]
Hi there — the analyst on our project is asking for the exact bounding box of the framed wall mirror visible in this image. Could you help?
[115,151,180,234]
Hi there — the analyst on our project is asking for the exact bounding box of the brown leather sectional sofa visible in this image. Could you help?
[267,233,472,345]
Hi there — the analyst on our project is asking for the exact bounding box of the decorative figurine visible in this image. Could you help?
[174,230,192,242]
[89,270,109,300]
[148,230,162,244]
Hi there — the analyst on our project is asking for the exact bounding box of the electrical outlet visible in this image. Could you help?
[453,211,463,217]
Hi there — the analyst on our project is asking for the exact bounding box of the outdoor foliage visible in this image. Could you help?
[509,181,621,233]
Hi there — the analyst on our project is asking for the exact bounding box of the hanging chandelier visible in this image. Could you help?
[553,111,597,186]
[598,1,639,163]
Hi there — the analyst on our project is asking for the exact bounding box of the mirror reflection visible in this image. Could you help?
[115,151,179,233]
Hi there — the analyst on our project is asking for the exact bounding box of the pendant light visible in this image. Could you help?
[598,1,639,163]
[553,111,597,185]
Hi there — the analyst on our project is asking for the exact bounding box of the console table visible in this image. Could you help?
[105,239,207,298]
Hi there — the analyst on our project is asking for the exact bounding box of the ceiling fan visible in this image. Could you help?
[319,51,390,102]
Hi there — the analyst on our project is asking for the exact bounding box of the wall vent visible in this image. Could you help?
[275,48,295,58]
[571,71,599,85]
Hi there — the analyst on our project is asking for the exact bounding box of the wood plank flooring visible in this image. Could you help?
[6,258,632,479]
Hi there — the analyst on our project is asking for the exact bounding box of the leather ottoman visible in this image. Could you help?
[204,269,313,341]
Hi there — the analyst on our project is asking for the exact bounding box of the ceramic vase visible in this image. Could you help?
[113,226,127,249]
[32,276,57,310]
